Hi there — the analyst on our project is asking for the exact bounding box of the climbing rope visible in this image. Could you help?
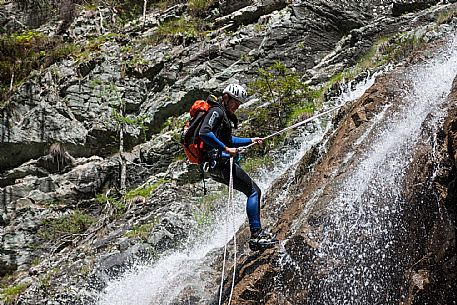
[239,104,343,153]
[217,105,343,304]
[219,157,236,305]
[228,157,237,304]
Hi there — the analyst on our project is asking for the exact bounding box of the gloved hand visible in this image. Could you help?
[224,147,238,157]
[251,137,264,145]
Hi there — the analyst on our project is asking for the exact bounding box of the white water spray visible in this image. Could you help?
[309,36,457,304]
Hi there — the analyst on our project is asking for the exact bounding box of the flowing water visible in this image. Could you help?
[305,36,457,304]
[93,34,457,305]
[94,73,376,305]
[95,122,327,304]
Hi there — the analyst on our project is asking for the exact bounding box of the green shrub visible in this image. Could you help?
[0,31,78,105]
[37,210,96,241]
[244,61,314,154]
[125,222,157,240]
[0,282,30,304]
[249,60,314,127]
[155,16,209,44]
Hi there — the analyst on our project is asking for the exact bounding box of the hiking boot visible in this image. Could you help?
[249,229,278,251]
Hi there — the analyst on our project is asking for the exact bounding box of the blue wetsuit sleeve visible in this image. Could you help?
[200,132,226,151]
[231,136,252,148]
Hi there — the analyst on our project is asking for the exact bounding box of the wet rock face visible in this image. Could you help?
[399,76,457,305]
[224,47,457,304]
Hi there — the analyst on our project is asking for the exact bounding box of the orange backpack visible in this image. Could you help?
[181,96,216,164]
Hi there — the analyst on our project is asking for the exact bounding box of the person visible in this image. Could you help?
[199,83,277,250]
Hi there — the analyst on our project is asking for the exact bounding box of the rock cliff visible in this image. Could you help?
[0,0,456,304]
[221,37,457,305]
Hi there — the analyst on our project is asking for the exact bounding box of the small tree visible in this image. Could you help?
[247,60,314,136]
[103,83,148,193]
[143,0,148,28]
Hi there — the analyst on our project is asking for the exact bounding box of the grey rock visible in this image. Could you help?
[2,0,456,303]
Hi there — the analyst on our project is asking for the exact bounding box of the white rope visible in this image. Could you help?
[239,104,344,152]
[228,157,236,304]
[218,179,228,305]
[218,157,236,305]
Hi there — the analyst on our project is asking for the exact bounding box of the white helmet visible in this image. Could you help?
[223,84,247,104]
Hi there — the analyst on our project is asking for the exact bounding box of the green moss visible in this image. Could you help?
[123,179,170,201]
[242,155,274,174]
[37,210,96,241]
[125,53,150,69]
[436,9,457,25]
[254,23,265,32]
[31,257,41,266]
[0,274,13,288]
[158,17,197,36]
[83,3,97,10]
[188,0,215,15]
[240,54,255,63]
[356,36,390,71]
[125,222,158,240]
[79,265,92,276]
[155,16,209,43]
[95,193,126,215]
[89,78,104,88]
[0,282,30,304]
[13,31,43,44]
[95,179,170,216]
[70,33,124,63]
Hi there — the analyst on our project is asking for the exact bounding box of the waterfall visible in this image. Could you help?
[93,71,377,305]
[89,35,457,305]
[94,120,327,305]
[308,36,457,304]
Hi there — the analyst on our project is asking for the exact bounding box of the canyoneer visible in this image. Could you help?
[198,84,278,250]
